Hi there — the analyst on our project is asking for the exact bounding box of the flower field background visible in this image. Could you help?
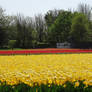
[0,53,92,92]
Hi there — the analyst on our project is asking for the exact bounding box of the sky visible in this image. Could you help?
[0,0,91,17]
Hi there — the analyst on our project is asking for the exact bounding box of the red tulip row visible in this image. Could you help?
[0,49,92,55]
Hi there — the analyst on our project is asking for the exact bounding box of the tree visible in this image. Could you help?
[34,14,47,42]
[0,7,8,48]
[45,9,65,28]
[77,3,92,21]
[7,16,17,40]
[16,14,34,48]
[45,9,59,27]
[48,11,73,44]
[70,13,89,44]
[0,27,7,47]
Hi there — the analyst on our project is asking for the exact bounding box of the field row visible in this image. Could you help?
[0,54,92,87]
[0,49,92,54]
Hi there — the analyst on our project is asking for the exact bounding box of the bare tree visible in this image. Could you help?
[34,14,47,42]
[16,14,34,48]
[78,3,92,20]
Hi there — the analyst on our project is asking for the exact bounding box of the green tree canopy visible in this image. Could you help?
[70,13,89,44]
[48,11,73,44]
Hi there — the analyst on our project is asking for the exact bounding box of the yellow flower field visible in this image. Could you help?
[0,54,92,86]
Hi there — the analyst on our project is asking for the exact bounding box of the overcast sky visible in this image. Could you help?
[0,0,91,17]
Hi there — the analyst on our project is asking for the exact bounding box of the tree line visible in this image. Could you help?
[0,3,92,49]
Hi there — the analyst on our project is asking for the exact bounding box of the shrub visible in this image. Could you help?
[8,40,16,49]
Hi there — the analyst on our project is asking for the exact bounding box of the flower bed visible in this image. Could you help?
[0,54,92,92]
[0,48,92,55]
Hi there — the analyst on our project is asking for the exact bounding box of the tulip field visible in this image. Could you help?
[0,49,92,92]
